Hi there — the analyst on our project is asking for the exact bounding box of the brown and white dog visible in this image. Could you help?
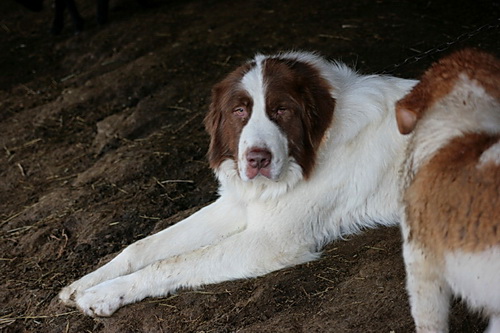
[59,51,417,316]
[396,49,500,333]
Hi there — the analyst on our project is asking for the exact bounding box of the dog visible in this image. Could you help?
[59,51,417,317]
[396,49,500,332]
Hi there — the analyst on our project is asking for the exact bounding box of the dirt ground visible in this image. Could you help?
[1,0,499,332]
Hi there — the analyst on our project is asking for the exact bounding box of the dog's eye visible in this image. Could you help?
[233,106,248,119]
[271,106,289,119]
[276,106,287,115]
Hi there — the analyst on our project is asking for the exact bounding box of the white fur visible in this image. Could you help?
[402,240,453,333]
[478,141,500,168]
[445,249,500,313]
[59,51,417,316]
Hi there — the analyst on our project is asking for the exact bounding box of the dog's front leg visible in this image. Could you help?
[59,197,245,306]
[74,227,316,316]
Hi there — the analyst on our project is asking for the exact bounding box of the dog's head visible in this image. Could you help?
[204,52,336,183]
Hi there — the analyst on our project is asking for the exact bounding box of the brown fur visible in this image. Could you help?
[204,57,335,179]
[262,58,335,178]
[396,48,500,134]
[204,62,255,169]
[405,133,500,254]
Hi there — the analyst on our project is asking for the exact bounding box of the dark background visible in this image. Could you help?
[1,0,499,332]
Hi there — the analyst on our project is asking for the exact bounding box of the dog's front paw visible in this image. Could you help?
[59,279,93,306]
[75,280,129,317]
[59,273,100,307]
[59,284,80,306]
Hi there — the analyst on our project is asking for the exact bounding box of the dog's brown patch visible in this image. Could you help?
[204,62,255,169]
[405,133,500,253]
[262,57,335,178]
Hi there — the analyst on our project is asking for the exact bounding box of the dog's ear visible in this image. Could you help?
[287,60,335,179]
[204,83,232,170]
[396,106,418,135]
[204,86,224,168]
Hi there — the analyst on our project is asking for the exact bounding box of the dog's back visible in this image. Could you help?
[396,49,500,333]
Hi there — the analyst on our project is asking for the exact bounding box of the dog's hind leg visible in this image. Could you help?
[404,242,452,333]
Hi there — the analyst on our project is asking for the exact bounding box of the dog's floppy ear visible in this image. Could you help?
[204,84,229,169]
[396,106,418,135]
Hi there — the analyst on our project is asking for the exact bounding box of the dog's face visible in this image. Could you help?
[204,53,336,182]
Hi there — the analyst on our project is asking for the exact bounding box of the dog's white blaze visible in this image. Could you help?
[238,58,289,181]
